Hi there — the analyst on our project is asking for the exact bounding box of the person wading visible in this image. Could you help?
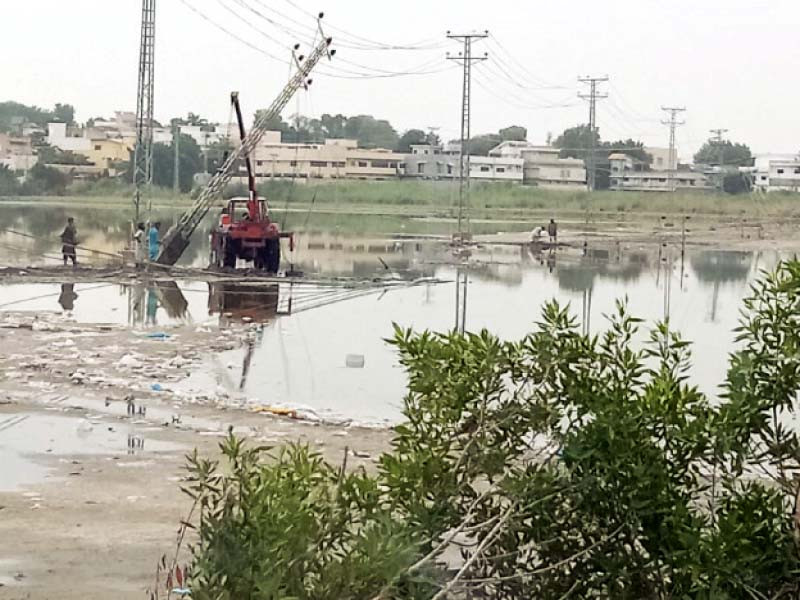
[148,222,161,262]
[548,218,558,245]
[60,217,78,266]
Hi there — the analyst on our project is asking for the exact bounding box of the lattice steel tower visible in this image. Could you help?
[447,31,488,236]
[133,0,156,223]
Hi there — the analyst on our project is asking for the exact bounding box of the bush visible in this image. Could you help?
[170,261,800,599]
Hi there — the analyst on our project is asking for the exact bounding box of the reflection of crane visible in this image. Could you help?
[155,24,335,266]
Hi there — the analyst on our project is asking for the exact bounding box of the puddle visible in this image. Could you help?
[0,413,183,492]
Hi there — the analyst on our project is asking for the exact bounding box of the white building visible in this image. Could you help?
[609,153,710,192]
[47,122,91,153]
[488,141,586,188]
[402,143,523,183]
[468,155,524,182]
[748,154,800,193]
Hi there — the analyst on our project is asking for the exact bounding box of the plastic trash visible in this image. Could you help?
[151,383,164,392]
[252,405,298,419]
[147,332,171,340]
[345,354,365,369]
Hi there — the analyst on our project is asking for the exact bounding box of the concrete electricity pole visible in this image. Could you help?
[709,128,728,191]
[447,31,488,237]
[172,124,181,193]
[133,0,156,223]
[578,76,608,191]
[661,107,686,192]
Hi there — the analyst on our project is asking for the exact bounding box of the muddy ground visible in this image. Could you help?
[0,313,390,600]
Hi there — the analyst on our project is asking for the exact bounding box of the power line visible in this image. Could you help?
[179,0,452,80]
[578,75,608,191]
[280,0,445,50]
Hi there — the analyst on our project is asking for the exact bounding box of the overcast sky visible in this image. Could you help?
[3,0,799,159]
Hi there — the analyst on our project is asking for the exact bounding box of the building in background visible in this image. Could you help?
[609,152,710,192]
[240,132,404,182]
[402,142,523,183]
[0,133,37,176]
[748,154,800,193]
[644,146,676,171]
[488,141,585,188]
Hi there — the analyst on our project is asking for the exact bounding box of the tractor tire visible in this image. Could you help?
[223,239,237,269]
[265,238,281,273]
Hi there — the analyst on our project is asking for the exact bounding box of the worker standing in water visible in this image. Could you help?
[60,217,78,266]
[548,218,558,245]
[148,222,160,262]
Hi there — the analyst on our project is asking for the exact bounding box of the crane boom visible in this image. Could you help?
[155,33,333,266]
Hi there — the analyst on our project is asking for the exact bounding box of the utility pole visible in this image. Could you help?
[661,107,686,192]
[172,123,181,193]
[578,76,608,191]
[447,31,488,237]
[709,128,728,191]
[133,0,156,224]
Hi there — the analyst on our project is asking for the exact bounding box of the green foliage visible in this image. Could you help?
[253,112,400,149]
[0,101,75,132]
[183,434,440,600]
[499,125,527,142]
[0,165,20,195]
[178,260,800,598]
[22,163,69,195]
[695,140,753,167]
[396,129,441,153]
[151,133,203,192]
[723,172,751,194]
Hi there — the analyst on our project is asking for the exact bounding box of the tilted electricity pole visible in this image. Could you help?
[661,107,686,192]
[578,76,608,191]
[447,31,488,237]
[133,0,156,224]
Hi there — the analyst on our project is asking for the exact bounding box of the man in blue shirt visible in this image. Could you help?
[148,222,160,262]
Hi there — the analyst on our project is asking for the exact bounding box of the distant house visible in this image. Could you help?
[643,146,676,172]
[609,153,710,192]
[0,133,36,175]
[747,155,800,193]
[243,132,405,181]
[402,142,524,183]
[488,141,586,188]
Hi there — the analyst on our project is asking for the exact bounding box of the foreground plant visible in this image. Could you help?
[178,260,800,599]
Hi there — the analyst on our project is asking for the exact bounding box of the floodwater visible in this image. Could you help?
[0,413,183,492]
[0,203,782,423]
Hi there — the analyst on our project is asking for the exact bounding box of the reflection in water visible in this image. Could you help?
[208,282,281,325]
[58,283,78,312]
[690,251,753,322]
[691,251,752,284]
[454,268,468,333]
[126,280,191,327]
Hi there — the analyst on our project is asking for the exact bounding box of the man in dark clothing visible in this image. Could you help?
[547,218,558,245]
[61,217,78,266]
